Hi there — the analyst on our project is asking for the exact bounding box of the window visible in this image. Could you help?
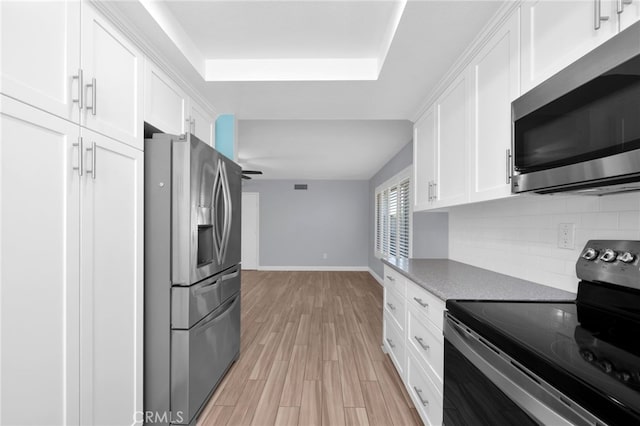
[375,168,411,259]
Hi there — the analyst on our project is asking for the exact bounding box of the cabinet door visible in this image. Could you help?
[619,0,640,30]
[0,0,81,122]
[144,60,188,135]
[80,129,143,426]
[189,101,215,146]
[81,4,143,149]
[413,106,437,211]
[0,96,80,425]
[434,73,469,208]
[521,0,617,93]
[468,11,519,203]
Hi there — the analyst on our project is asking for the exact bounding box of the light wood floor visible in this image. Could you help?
[197,271,422,426]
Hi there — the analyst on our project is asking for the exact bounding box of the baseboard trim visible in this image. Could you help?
[257,266,369,272]
[368,268,384,286]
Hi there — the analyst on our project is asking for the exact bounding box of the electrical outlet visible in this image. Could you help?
[558,223,575,249]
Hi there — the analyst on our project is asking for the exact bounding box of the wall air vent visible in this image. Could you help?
[294,184,308,190]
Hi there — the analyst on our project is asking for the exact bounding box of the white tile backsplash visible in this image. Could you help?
[448,193,640,293]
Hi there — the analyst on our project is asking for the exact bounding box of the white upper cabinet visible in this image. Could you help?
[144,59,188,135]
[413,106,437,211]
[618,0,640,30]
[0,0,81,122]
[468,11,520,203]
[189,100,215,146]
[81,3,144,149]
[432,72,470,209]
[521,0,618,94]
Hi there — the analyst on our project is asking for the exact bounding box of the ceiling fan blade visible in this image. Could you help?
[242,170,263,175]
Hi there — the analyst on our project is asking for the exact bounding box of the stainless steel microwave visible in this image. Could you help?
[512,20,640,195]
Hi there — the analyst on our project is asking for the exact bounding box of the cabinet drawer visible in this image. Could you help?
[406,281,446,330]
[407,308,444,387]
[384,287,406,331]
[383,266,406,296]
[407,351,443,426]
[383,316,405,377]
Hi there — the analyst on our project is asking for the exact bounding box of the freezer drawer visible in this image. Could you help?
[170,293,240,424]
[220,267,240,303]
[171,274,222,330]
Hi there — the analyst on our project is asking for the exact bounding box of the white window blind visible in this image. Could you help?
[375,169,411,260]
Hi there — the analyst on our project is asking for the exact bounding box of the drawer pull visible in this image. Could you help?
[413,387,429,407]
[386,338,395,349]
[413,297,429,308]
[386,303,396,311]
[386,275,395,282]
[414,336,430,351]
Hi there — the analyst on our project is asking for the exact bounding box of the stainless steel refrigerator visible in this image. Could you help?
[144,132,241,425]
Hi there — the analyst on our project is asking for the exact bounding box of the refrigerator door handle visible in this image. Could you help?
[220,162,232,264]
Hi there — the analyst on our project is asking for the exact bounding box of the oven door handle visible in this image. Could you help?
[444,314,604,426]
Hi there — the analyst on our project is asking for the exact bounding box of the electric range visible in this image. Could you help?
[444,240,640,425]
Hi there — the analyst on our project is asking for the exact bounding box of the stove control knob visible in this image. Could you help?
[599,249,617,263]
[617,252,636,263]
[581,248,599,261]
[616,370,631,382]
[599,360,613,373]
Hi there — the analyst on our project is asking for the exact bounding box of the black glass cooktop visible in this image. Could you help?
[446,299,640,426]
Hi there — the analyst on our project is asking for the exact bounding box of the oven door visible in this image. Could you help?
[443,314,600,426]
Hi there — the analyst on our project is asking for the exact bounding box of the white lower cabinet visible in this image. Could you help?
[407,349,444,426]
[0,95,81,426]
[79,128,143,425]
[383,265,445,426]
[0,95,143,425]
[383,316,406,377]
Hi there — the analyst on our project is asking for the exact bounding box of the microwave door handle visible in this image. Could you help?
[506,149,512,184]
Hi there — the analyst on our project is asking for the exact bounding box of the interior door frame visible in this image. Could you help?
[241,191,260,270]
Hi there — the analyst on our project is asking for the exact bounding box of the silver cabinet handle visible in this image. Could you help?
[505,148,512,184]
[386,275,395,282]
[86,78,97,115]
[413,387,429,407]
[618,0,632,13]
[86,142,96,179]
[595,0,610,29]
[386,338,395,349]
[432,181,437,201]
[72,69,83,109]
[73,137,83,176]
[413,297,428,308]
[414,336,430,351]
[386,303,396,311]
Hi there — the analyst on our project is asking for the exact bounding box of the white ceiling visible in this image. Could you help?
[238,119,413,180]
[106,0,505,179]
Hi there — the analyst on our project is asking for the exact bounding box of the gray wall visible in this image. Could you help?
[368,142,448,279]
[242,179,369,268]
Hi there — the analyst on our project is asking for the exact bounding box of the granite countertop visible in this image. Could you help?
[382,257,576,302]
